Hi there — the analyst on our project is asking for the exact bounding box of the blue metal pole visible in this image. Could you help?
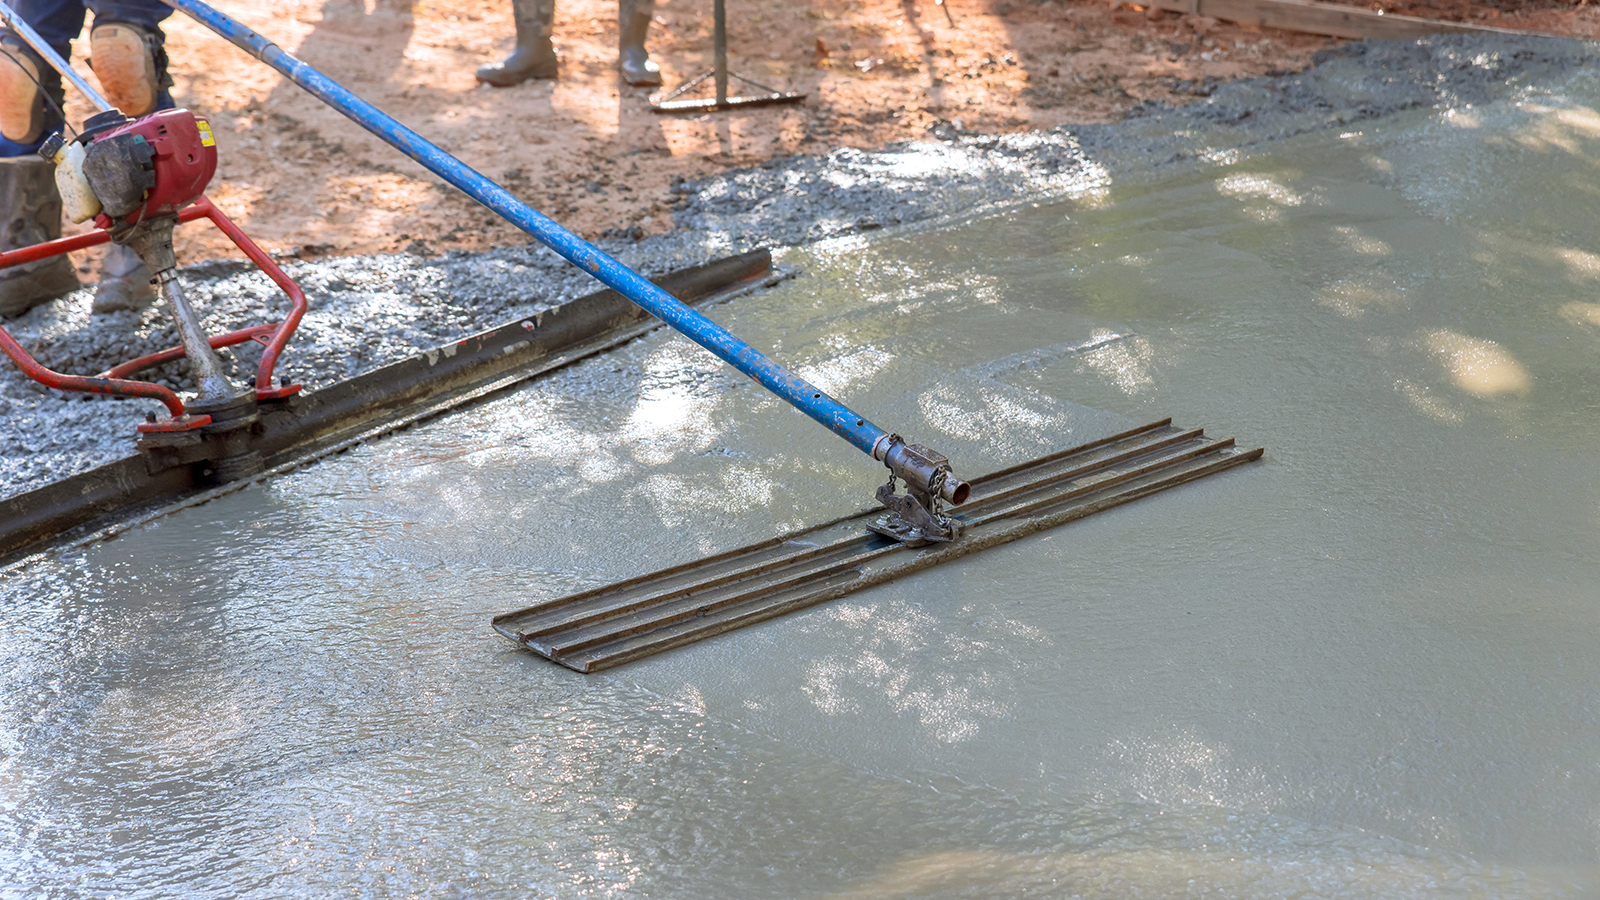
[156,0,890,456]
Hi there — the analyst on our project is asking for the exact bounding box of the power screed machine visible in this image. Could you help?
[0,4,304,486]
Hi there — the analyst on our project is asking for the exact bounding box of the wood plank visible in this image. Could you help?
[1145,0,1550,41]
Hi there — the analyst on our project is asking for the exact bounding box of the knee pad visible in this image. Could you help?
[0,38,60,147]
[89,21,170,116]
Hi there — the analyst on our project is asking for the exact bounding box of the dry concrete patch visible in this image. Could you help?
[1,33,1591,500]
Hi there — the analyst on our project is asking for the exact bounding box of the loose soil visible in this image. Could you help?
[47,0,1600,270]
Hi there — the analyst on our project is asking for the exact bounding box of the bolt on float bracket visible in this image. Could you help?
[868,435,971,546]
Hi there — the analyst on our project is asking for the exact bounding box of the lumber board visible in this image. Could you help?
[1145,0,1549,41]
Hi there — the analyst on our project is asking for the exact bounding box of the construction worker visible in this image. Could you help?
[0,0,173,318]
[477,0,661,88]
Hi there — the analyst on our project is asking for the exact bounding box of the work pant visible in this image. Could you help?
[0,0,173,157]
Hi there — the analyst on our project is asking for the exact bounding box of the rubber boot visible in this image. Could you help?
[618,0,660,87]
[476,0,558,86]
[88,22,173,117]
[91,243,156,314]
[0,156,78,319]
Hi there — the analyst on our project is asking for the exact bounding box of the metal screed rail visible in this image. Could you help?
[157,0,969,541]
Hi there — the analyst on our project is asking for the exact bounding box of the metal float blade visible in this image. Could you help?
[493,419,1264,672]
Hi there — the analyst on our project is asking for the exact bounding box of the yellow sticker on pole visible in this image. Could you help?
[197,119,216,147]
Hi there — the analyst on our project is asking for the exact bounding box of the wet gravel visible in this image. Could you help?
[2,33,1591,499]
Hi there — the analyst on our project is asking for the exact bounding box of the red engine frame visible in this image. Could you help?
[0,196,306,434]
[95,108,220,226]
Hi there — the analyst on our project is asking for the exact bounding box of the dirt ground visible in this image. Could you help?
[48,0,1600,270]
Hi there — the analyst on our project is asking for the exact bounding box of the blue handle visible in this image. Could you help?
[159,0,890,456]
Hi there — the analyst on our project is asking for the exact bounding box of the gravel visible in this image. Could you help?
[3,33,1592,500]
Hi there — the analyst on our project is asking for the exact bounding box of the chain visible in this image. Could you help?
[926,467,949,525]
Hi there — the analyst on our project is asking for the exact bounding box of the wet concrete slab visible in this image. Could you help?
[5,45,1600,900]
[7,34,1598,500]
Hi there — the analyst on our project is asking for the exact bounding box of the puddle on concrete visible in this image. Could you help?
[7,75,1600,897]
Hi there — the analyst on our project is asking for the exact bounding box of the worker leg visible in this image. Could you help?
[475,0,558,87]
[84,1,172,310]
[617,0,659,87]
[1,0,84,56]
[0,1,79,317]
[86,0,174,116]
[0,0,80,153]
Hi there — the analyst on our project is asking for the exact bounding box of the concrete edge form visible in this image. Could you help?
[0,249,774,565]
[1144,0,1554,40]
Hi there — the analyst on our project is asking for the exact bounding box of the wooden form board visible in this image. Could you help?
[1145,0,1550,41]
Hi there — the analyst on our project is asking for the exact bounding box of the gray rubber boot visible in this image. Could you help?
[91,242,156,314]
[618,0,660,86]
[476,0,558,86]
[0,156,78,319]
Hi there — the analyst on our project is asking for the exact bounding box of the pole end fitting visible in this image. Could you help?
[880,436,969,506]
[868,435,970,546]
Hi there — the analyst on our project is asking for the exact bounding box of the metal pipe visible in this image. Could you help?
[0,0,114,113]
[188,196,307,396]
[713,0,728,105]
[159,0,892,457]
[156,271,236,404]
[0,322,188,416]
